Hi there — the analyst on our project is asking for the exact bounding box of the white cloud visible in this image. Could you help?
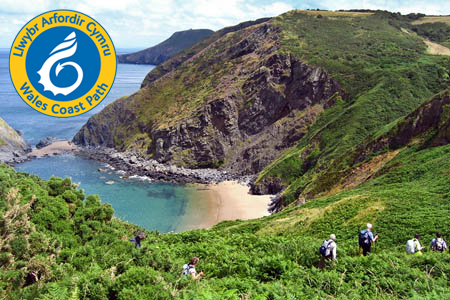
[0,0,449,49]
[0,0,294,48]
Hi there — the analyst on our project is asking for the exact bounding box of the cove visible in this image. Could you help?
[15,154,198,233]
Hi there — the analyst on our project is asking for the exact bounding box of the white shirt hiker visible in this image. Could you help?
[322,239,337,260]
[183,264,196,276]
[328,240,337,261]
[430,238,448,251]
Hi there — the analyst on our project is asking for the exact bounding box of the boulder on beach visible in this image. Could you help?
[36,137,57,149]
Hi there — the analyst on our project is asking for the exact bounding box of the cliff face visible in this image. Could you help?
[149,54,341,174]
[74,21,342,175]
[76,10,450,200]
[117,29,214,65]
[0,117,30,162]
[355,89,450,160]
[265,88,450,212]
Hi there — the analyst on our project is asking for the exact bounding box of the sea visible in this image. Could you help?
[0,48,197,233]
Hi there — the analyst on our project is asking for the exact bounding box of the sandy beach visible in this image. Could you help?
[28,141,78,158]
[177,181,272,231]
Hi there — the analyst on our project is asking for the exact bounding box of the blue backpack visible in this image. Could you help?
[319,240,333,257]
[359,230,370,247]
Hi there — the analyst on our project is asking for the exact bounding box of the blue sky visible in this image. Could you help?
[1,0,449,49]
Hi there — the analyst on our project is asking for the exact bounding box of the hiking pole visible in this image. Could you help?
[444,233,449,253]
[374,232,379,254]
[357,226,361,256]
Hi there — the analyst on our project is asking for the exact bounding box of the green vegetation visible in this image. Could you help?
[2,132,450,299]
[30,11,450,298]
[257,11,450,204]
[412,16,450,25]
[410,22,450,48]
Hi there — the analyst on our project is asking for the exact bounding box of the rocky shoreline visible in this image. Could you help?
[1,151,30,164]
[4,140,77,165]
[76,146,254,185]
[9,140,280,213]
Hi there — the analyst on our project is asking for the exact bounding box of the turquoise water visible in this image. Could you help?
[15,155,192,232]
[0,48,197,232]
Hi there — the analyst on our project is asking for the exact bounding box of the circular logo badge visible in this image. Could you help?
[10,10,116,117]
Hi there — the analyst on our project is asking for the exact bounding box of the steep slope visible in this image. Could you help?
[5,10,450,300]
[0,117,30,163]
[265,89,450,210]
[75,19,342,174]
[411,16,450,48]
[75,11,449,178]
[117,29,214,65]
[140,18,271,87]
[251,11,450,202]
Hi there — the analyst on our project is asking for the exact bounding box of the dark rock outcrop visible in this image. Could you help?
[250,177,284,195]
[118,29,214,65]
[35,137,57,149]
[354,89,450,163]
[144,55,340,175]
[78,146,249,184]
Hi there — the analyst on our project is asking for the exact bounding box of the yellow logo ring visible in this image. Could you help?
[9,10,117,117]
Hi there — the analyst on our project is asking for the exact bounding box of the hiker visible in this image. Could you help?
[406,234,424,255]
[130,232,146,248]
[430,232,448,252]
[359,223,379,256]
[319,234,337,268]
[183,257,204,280]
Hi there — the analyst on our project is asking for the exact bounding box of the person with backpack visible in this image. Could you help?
[183,257,204,280]
[318,234,337,268]
[406,234,425,255]
[430,232,448,252]
[359,223,379,256]
[130,231,146,248]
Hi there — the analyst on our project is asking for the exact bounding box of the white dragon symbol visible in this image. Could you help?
[37,32,83,96]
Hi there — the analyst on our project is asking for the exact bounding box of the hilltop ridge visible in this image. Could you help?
[117,29,214,65]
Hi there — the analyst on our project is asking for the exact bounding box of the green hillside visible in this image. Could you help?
[3,89,450,298]
[2,124,450,299]
[254,11,450,206]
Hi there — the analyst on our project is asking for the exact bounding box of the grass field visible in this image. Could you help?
[291,10,374,17]
[412,16,450,25]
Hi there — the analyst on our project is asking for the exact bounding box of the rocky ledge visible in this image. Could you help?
[0,117,31,164]
[77,146,253,185]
